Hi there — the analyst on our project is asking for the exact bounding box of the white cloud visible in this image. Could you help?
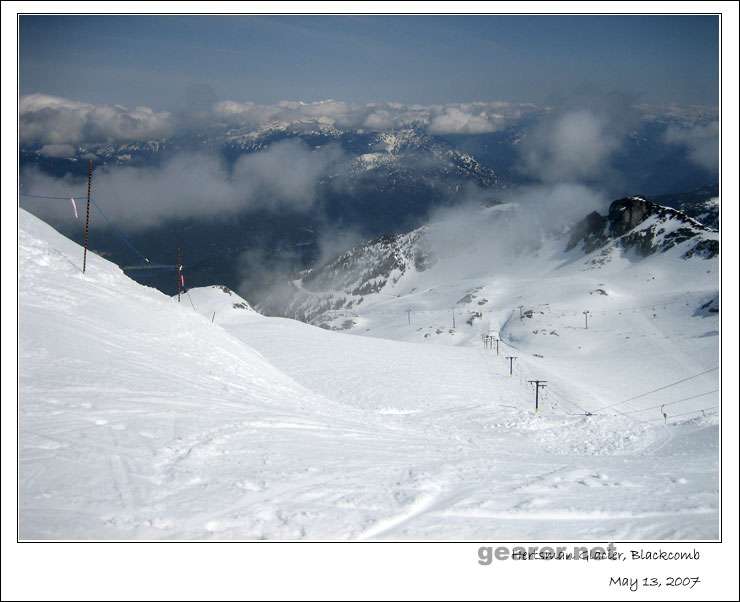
[19,94,173,146]
[231,139,344,210]
[212,100,283,128]
[362,110,395,130]
[213,98,536,134]
[38,144,76,158]
[428,107,499,134]
[663,121,719,173]
[20,94,542,145]
[518,109,624,183]
[21,140,344,229]
[422,182,606,280]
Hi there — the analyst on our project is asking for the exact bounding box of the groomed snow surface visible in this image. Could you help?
[19,210,719,540]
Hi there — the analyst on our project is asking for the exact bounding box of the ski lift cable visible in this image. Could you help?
[122,264,178,271]
[605,405,652,424]
[525,293,711,318]
[593,367,719,412]
[543,388,592,415]
[644,404,719,423]
[87,197,152,266]
[20,192,89,200]
[617,389,719,415]
[20,189,155,267]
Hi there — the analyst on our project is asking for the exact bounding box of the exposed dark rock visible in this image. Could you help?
[568,196,718,260]
[608,197,653,237]
[683,239,719,259]
[566,211,608,253]
[694,295,719,317]
[466,311,482,326]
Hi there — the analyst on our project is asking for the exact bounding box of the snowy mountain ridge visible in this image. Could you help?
[263,196,718,332]
[346,128,497,186]
[265,226,432,326]
[22,124,498,189]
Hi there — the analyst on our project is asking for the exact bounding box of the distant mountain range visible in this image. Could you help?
[21,123,497,190]
[20,115,714,195]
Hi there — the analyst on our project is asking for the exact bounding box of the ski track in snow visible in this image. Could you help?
[18,210,719,540]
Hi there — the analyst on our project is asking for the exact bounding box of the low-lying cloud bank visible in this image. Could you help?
[519,109,625,184]
[421,182,606,278]
[19,94,173,146]
[21,140,344,229]
[20,94,540,147]
[20,93,718,178]
[214,99,537,135]
[663,121,719,172]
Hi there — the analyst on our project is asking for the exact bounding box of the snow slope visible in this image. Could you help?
[193,287,719,539]
[19,212,384,539]
[19,210,718,539]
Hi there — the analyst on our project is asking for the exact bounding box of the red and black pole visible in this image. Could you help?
[82,159,93,273]
[176,247,183,302]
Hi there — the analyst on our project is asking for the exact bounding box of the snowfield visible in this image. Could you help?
[19,209,719,540]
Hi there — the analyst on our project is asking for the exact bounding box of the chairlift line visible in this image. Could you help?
[22,188,159,266]
[20,192,89,200]
[618,389,719,415]
[645,404,719,423]
[595,367,719,412]
[122,264,178,271]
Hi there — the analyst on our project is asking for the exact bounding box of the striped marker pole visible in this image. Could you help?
[82,160,93,273]
[176,247,183,302]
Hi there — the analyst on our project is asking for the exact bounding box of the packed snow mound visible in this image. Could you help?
[182,285,259,325]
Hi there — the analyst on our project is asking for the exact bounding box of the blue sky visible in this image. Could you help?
[20,15,718,108]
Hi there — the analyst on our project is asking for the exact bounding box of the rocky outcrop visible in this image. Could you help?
[567,196,718,261]
[566,211,608,253]
[608,197,654,237]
